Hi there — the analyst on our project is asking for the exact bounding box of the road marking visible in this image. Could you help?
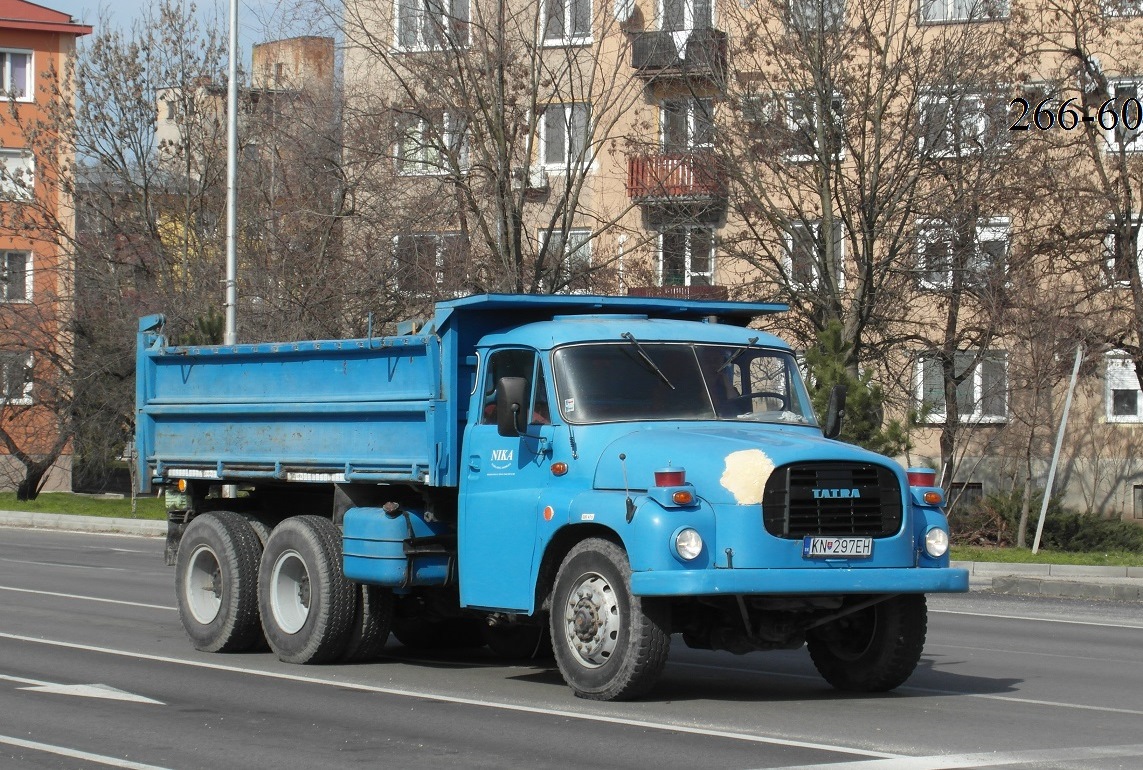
[0,674,164,705]
[0,585,175,611]
[769,741,1143,769]
[931,608,1143,629]
[0,557,129,572]
[674,662,1143,717]
[0,733,172,770]
[0,631,903,760]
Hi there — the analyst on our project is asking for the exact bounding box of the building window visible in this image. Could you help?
[0,149,34,200]
[785,91,844,161]
[920,92,1007,156]
[662,0,713,31]
[661,98,714,152]
[949,481,984,512]
[396,0,470,50]
[1103,217,1142,286]
[916,350,1007,423]
[539,228,592,292]
[541,103,591,169]
[1,252,29,302]
[392,232,469,294]
[1105,0,1143,15]
[920,0,1007,22]
[1106,353,1143,423]
[1,50,32,101]
[1104,80,1143,152]
[786,218,844,288]
[916,218,1009,289]
[395,110,467,175]
[544,0,591,43]
[789,0,845,31]
[660,227,714,286]
[0,352,32,405]
[1133,485,1143,519]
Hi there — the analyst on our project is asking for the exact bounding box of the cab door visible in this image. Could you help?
[459,348,553,612]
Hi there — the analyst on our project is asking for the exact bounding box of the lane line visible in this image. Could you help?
[0,733,172,770]
[0,631,903,760]
[928,641,1142,665]
[931,608,1143,630]
[771,741,1143,769]
[0,585,174,611]
[0,557,129,572]
[674,662,1143,717]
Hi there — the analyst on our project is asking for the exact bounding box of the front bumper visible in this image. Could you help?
[629,566,969,596]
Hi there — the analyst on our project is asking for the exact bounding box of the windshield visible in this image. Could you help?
[552,342,817,426]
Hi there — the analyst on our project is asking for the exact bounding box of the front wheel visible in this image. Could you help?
[258,516,356,664]
[807,594,927,692]
[550,539,671,701]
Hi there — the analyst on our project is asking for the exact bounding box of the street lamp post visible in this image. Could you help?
[224,0,239,345]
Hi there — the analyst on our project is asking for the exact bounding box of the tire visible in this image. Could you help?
[239,513,272,548]
[258,516,356,664]
[174,511,263,653]
[807,594,928,692]
[482,623,553,660]
[550,539,671,701]
[340,585,394,663]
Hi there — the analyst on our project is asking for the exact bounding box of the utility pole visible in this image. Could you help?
[224,0,239,345]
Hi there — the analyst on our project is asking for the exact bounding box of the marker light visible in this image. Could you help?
[924,527,950,558]
[675,528,703,560]
[906,467,937,487]
[672,490,694,505]
[551,462,569,476]
[176,478,188,492]
[923,490,943,506]
[655,467,686,487]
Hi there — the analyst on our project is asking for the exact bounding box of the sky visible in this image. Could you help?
[42,0,328,46]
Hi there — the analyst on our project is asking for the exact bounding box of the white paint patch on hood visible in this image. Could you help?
[720,449,775,505]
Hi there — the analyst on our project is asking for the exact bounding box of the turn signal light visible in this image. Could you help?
[672,490,694,505]
[176,478,188,492]
[551,462,569,476]
[923,490,943,505]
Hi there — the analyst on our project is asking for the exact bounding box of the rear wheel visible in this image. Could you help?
[807,594,927,692]
[174,511,263,653]
[258,516,356,664]
[550,539,671,701]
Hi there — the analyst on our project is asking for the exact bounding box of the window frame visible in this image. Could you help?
[659,226,715,287]
[538,227,593,293]
[785,218,846,289]
[540,102,592,171]
[0,148,34,200]
[1,49,33,102]
[916,350,1008,424]
[660,0,714,31]
[0,352,33,406]
[660,97,714,153]
[919,91,1008,157]
[788,0,846,32]
[1103,217,1143,287]
[1104,79,1143,153]
[394,0,471,51]
[1,251,30,302]
[542,0,593,46]
[1106,352,1143,423]
[919,0,1008,23]
[784,90,844,162]
[391,231,469,294]
[916,217,1009,289]
[394,109,468,176]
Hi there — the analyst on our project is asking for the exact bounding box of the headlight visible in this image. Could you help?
[674,528,703,560]
[924,527,949,558]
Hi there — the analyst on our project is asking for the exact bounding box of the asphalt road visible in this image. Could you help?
[1,527,1141,770]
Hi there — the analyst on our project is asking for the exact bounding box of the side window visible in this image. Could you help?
[480,349,543,425]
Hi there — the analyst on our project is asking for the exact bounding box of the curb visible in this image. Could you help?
[0,509,165,536]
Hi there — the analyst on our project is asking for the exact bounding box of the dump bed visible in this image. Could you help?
[135,317,450,491]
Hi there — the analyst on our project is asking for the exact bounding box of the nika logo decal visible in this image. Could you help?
[812,488,861,499]
[490,449,514,470]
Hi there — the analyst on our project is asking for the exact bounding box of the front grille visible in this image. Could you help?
[762,462,903,538]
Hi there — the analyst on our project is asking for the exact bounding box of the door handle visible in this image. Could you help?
[468,455,481,472]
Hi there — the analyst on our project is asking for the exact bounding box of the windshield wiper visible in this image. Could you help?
[621,332,675,390]
[717,336,758,374]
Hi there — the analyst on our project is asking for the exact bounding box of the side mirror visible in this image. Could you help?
[496,376,529,437]
[823,384,847,439]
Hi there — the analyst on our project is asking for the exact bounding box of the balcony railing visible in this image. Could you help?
[630,29,727,83]
[627,152,727,201]
[626,285,729,300]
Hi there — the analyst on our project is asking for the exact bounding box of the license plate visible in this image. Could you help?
[802,536,873,559]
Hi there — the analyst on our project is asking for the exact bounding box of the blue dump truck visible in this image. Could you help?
[136,293,967,701]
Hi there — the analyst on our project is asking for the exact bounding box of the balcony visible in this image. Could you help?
[627,285,729,300]
[630,29,727,85]
[627,151,728,225]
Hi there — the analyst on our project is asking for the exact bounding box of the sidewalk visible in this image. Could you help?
[2,510,1140,601]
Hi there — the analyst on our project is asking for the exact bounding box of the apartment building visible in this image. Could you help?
[342,0,1143,520]
[0,0,90,494]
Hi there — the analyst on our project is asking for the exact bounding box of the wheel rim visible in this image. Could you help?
[270,549,311,635]
[185,544,223,625]
[561,571,619,668]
